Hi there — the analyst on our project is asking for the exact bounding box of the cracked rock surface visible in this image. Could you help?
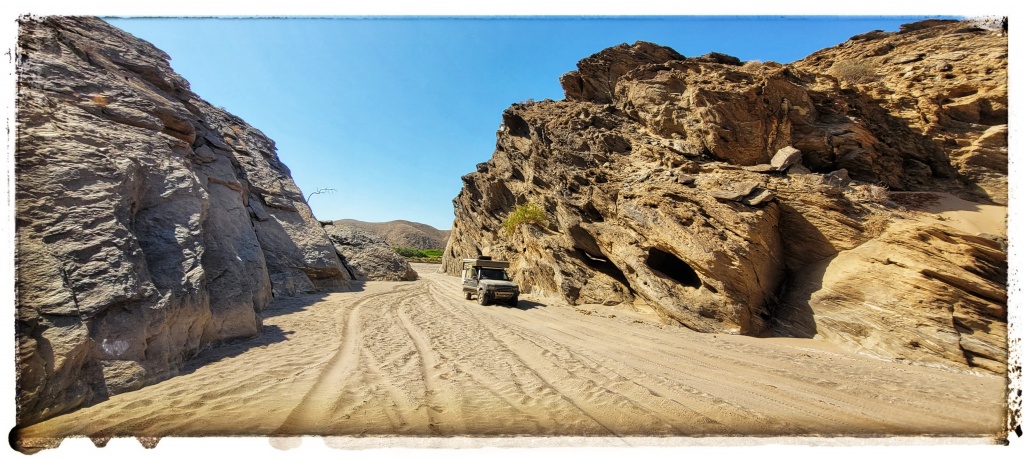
[15,16,350,425]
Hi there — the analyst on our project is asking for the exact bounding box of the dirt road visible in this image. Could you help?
[18,263,1007,440]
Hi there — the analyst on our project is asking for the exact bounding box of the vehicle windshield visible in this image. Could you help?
[478,268,510,281]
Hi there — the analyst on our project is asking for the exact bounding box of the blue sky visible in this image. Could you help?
[105,16,937,230]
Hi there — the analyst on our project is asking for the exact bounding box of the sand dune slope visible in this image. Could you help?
[18,264,1006,442]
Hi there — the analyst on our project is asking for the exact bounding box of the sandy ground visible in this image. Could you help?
[894,191,1007,237]
[17,263,1007,443]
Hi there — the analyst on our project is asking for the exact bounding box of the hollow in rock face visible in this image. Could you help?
[645,247,701,288]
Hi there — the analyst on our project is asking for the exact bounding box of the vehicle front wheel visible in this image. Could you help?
[465,291,473,300]
[508,295,519,307]
[478,291,490,306]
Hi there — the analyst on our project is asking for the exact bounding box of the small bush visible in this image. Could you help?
[831,60,877,84]
[502,202,548,236]
[848,183,890,204]
[862,215,891,237]
[740,60,764,72]
[393,247,443,263]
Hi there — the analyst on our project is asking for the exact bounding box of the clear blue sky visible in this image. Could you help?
[105,16,936,230]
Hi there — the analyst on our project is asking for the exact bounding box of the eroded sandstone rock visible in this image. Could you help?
[773,222,1007,374]
[444,21,1006,374]
[795,18,1008,203]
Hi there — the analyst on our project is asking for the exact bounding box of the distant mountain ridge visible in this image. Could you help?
[333,219,451,250]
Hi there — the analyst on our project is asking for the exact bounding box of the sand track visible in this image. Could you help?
[17,264,1006,440]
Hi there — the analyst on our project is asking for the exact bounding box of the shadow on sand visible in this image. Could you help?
[508,300,545,311]
[178,281,369,376]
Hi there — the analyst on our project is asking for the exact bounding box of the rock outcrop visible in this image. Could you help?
[795,19,1008,204]
[333,219,451,250]
[774,219,1007,373]
[323,224,418,281]
[443,21,1006,373]
[15,16,350,425]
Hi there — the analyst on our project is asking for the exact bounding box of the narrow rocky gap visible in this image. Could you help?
[335,250,358,280]
[574,248,632,293]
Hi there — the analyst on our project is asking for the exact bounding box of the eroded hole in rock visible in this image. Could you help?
[646,247,701,288]
[503,112,531,138]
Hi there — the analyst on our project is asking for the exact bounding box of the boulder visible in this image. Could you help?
[324,225,418,281]
[743,188,776,207]
[743,164,775,174]
[770,146,803,171]
[709,181,760,201]
[696,52,742,66]
[823,169,851,188]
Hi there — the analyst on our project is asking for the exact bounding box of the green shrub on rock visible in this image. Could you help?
[502,202,548,236]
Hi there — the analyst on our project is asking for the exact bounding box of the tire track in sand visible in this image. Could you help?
[275,284,415,435]
[423,285,625,436]
[394,288,468,435]
[21,266,1002,439]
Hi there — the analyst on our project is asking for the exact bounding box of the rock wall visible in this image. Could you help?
[796,19,1008,204]
[323,224,418,281]
[774,220,1007,373]
[15,16,350,425]
[443,20,1006,372]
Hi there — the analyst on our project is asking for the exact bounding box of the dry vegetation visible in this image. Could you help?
[830,60,877,84]
[846,183,890,204]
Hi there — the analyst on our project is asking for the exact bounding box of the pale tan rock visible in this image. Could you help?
[770,146,802,171]
[773,221,1006,374]
[444,20,1006,375]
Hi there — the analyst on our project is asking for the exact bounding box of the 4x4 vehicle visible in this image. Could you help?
[461,257,520,307]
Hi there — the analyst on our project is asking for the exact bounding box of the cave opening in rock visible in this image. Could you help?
[646,247,701,288]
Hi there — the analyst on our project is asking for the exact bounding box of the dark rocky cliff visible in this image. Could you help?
[15,16,351,425]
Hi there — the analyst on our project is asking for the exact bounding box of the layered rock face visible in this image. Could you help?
[16,16,350,424]
[796,19,1008,204]
[323,224,418,281]
[443,21,1006,372]
[774,219,1007,373]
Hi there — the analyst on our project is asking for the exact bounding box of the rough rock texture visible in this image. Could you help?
[323,224,418,281]
[15,16,349,425]
[332,219,450,250]
[796,19,1008,204]
[443,21,1006,373]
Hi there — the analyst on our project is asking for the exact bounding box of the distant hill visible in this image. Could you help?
[333,219,451,250]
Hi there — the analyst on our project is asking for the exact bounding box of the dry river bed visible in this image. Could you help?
[18,263,1008,442]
